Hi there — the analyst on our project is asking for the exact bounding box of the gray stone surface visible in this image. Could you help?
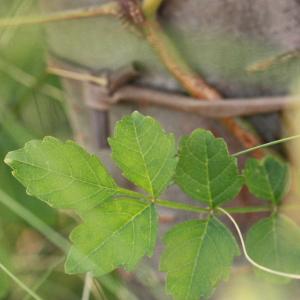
[40,0,300,142]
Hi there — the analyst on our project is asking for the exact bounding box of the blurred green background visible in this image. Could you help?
[0,0,71,298]
[0,1,300,300]
[0,1,167,299]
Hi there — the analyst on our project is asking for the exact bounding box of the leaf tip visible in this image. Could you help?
[131,110,142,117]
[25,189,33,197]
[42,136,59,143]
[3,154,12,166]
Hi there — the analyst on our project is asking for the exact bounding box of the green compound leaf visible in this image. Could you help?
[246,215,300,281]
[4,137,118,211]
[175,129,243,206]
[244,156,289,204]
[160,217,240,300]
[109,111,177,198]
[65,198,157,276]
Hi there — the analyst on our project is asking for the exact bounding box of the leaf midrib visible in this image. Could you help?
[204,137,212,206]
[72,203,152,270]
[132,118,154,197]
[185,219,209,300]
[271,216,281,270]
[263,165,276,203]
[12,159,117,192]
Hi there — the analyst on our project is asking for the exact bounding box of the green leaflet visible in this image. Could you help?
[65,198,157,276]
[5,111,298,299]
[4,137,118,211]
[244,156,289,204]
[175,129,243,206]
[160,217,240,300]
[246,215,300,281]
[109,111,177,198]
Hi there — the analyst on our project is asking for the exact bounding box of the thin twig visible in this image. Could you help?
[109,85,296,117]
[144,20,221,100]
[46,65,298,117]
[0,0,266,155]
[0,0,273,155]
[130,6,264,156]
[0,2,119,28]
[247,49,300,72]
[48,67,108,87]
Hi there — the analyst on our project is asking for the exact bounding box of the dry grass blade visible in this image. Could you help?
[48,67,108,87]
[0,2,120,28]
[247,49,300,72]
[0,0,264,156]
[0,58,64,102]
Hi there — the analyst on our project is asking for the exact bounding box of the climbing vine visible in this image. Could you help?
[4,111,300,300]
